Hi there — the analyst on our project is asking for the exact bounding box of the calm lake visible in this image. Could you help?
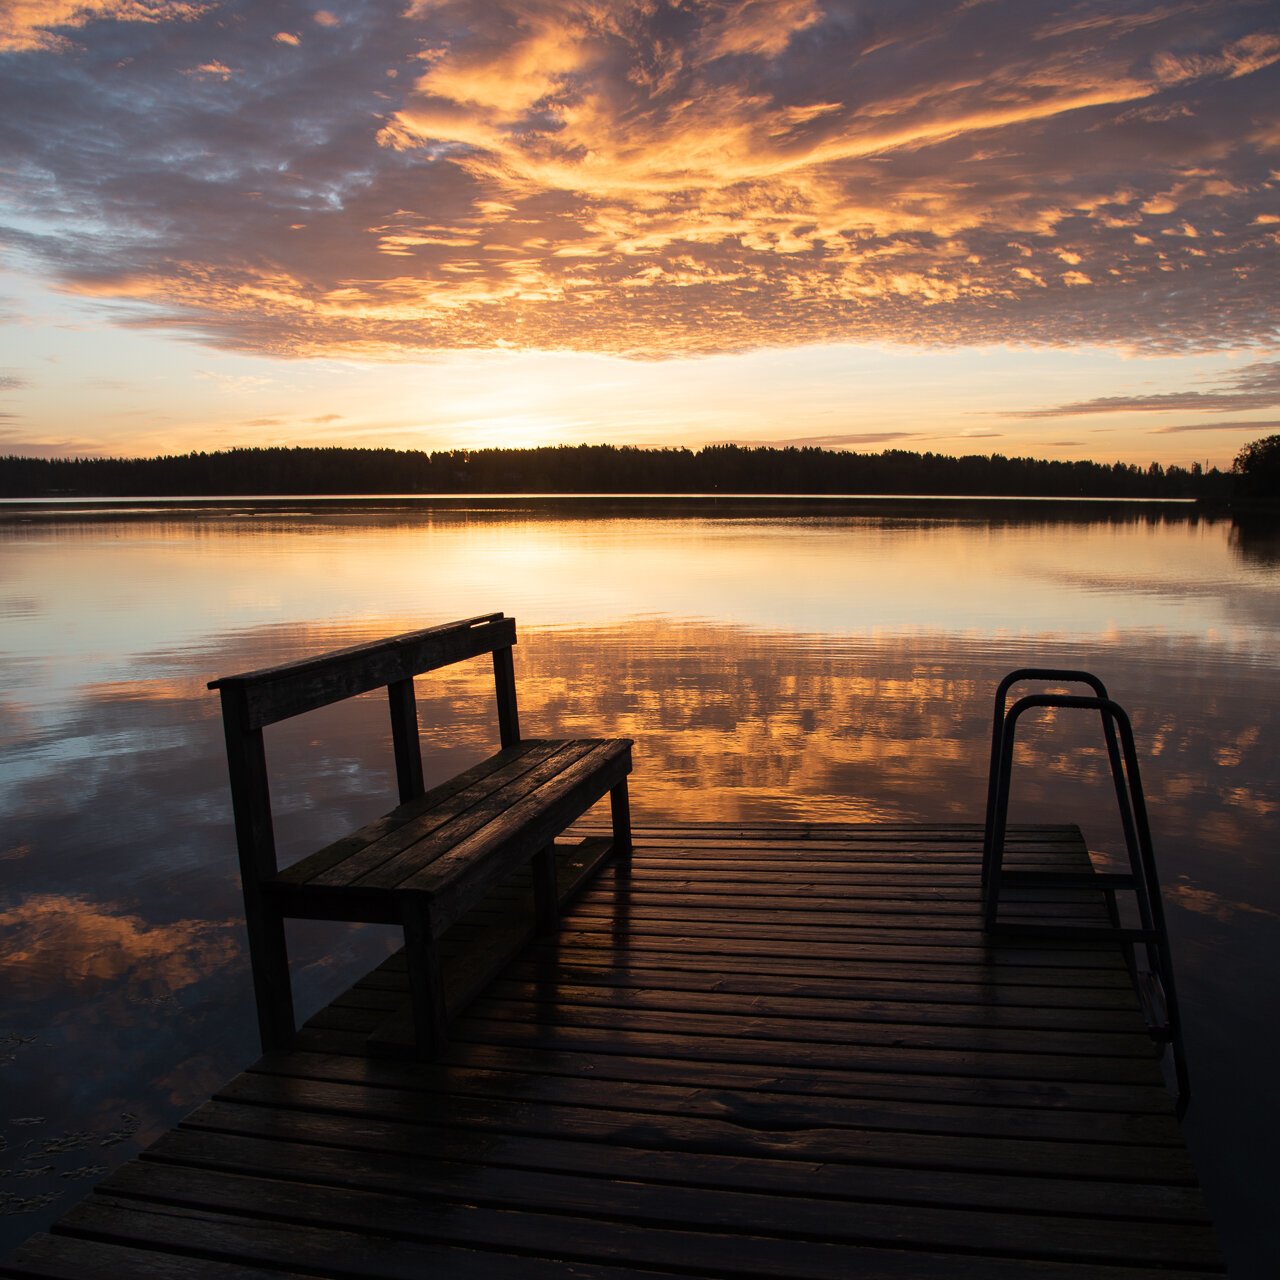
[1,496,1277,1273]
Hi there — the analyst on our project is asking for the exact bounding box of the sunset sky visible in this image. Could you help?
[1,0,1277,467]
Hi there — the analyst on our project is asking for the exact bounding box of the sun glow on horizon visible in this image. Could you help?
[0,1,1277,465]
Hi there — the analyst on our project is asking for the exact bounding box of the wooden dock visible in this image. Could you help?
[1,824,1222,1278]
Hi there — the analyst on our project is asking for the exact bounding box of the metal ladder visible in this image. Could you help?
[982,668,1190,1115]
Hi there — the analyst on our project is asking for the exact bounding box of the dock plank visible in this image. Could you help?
[0,823,1221,1278]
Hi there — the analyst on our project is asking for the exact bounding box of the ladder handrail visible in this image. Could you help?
[982,670,1133,886]
[983,687,1190,1114]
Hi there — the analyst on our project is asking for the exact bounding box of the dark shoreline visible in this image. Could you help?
[0,443,1224,503]
[0,491,1210,525]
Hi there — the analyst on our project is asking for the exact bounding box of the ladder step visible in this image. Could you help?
[987,922,1161,944]
[998,870,1137,890]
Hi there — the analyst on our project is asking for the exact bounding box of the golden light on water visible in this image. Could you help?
[3,504,1279,1267]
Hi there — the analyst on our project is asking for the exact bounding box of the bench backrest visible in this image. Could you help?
[209,613,520,878]
[209,612,517,728]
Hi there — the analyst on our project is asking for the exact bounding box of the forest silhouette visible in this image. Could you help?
[0,444,1228,499]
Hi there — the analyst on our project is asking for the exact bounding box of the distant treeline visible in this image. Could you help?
[0,444,1231,499]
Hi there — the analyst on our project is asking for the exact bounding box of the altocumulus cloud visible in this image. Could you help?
[0,0,1277,359]
[1025,358,1280,416]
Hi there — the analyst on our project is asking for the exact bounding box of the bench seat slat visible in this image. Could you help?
[352,740,613,892]
[278,741,566,889]
[318,741,575,888]
[412,740,633,935]
[267,739,632,939]
[274,744,537,886]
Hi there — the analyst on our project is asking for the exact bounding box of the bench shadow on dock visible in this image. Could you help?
[1,821,1222,1279]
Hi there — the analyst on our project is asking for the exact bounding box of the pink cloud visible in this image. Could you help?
[1,1,1276,361]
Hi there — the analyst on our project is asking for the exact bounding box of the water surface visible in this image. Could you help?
[1,498,1276,1273]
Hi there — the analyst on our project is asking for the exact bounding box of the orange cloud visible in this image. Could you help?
[0,1,204,53]
[183,59,234,80]
[4,1,1278,359]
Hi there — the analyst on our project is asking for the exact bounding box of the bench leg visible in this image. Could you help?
[245,900,295,1053]
[610,777,633,855]
[532,845,559,936]
[402,904,448,1061]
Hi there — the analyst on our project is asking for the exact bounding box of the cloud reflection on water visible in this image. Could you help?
[1170,877,1279,925]
[0,504,1278,1266]
[0,895,237,1004]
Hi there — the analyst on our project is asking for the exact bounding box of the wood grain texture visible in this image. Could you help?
[209,613,514,729]
[0,824,1221,1279]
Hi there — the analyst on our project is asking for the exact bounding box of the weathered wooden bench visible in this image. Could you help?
[209,612,633,1059]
